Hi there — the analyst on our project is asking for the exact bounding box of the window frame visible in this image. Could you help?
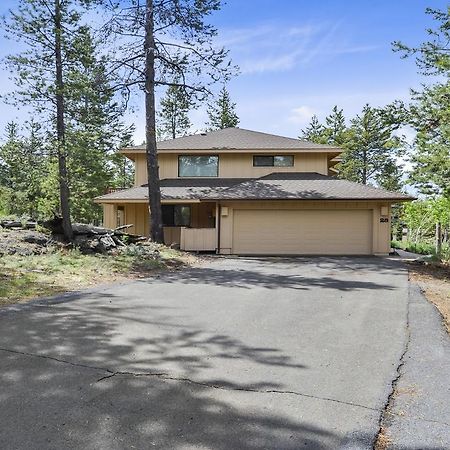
[253,155,294,167]
[178,154,219,178]
[161,204,191,227]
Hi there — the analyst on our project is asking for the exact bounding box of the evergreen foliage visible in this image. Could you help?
[301,105,405,190]
[206,86,239,130]
[2,3,134,224]
[394,7,450,198]
[103,0,235,241]
[158,82,192,139]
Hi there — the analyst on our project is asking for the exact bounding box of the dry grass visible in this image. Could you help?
[374,426,392,450]
[0,248,196,307]
[408,261,450,333]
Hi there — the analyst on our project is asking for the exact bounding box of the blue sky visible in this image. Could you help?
[0,0,446,143]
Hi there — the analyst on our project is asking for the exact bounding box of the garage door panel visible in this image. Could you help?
[232,209,372,255]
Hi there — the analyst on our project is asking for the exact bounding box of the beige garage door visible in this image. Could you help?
[232,209,372,255]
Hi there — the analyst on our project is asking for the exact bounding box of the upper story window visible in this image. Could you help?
[178,155,219,177]
[253,155,294,167]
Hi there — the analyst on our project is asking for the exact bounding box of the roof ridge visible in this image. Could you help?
[122,127,341,151]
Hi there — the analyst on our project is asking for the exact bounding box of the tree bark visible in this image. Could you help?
[54,0,73,241]
[435,222,442,257]
[145,0,164,243]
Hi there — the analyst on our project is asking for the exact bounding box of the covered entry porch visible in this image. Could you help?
[101,200,218,252]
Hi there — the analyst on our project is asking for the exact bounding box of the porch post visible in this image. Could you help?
[215,202,221,254]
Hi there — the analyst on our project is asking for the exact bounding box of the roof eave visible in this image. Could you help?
[94,197,202,204]
[119,147,342,155]
[202,197,415,202]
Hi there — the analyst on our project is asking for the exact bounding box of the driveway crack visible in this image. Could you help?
[373,282,412,449]
[95,369,380,412]
[2,343,447,429]
[0,346,115,375]
[0,345,377,412]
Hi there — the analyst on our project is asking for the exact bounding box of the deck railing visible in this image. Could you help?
[180,228,216,251]
[163,227,216,251]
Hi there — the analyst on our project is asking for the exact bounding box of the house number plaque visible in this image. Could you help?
[380,217,389,223]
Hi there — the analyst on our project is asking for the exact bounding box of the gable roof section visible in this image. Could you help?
[95,173,414,203]
[122,127,340,153]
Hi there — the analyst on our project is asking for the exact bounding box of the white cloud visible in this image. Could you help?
[240,48,305,74]
[288,106,315,125]
[220,20,378,75]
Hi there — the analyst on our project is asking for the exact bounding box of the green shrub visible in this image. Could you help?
[391,240,450,262]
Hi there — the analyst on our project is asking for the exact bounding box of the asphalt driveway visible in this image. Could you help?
[0,256,412,449]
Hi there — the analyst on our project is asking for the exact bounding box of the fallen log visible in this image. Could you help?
[1,220,23,229]
[114,224,134,232]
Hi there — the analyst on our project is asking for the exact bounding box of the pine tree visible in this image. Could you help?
[299,115,326,143]
[110,126,136,190]
[408,83,450,197]
[158,83,192,139]
[340,104,404,186]
[0,121,48,217]
[393,7,450,76]
[323,106,348,146]
[394,7,450,198]
[206,86,239,130]
[65,27,132,223]
[4,0,104,238]
[103,0,234,242]
[5,7,131,225]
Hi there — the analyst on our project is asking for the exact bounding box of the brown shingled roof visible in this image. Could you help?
[122,127,340,152]
[95,173,414,203]
[94,178,247,202]
[205,173,414,201]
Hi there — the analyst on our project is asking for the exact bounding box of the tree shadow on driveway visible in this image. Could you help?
[0,294,352,449]
[0,255,408,449]
[149,267,396,291]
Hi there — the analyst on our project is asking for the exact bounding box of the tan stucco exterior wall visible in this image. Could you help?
[101,201,215,237]
[103,204,116,229]
[217,201,391,255]
[102,200,393,255]
[133,152,330,186]
[102,203,149,236]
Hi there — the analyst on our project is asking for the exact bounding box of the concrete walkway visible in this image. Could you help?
[0,256,446,449]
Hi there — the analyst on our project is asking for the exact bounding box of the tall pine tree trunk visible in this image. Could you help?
[145,0,164,243]
[54,0,73,241]
[435,222,442,257]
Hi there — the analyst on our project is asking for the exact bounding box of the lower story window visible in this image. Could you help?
[162,205,191,227]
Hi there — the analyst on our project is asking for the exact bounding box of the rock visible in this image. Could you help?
[23,232,49,246]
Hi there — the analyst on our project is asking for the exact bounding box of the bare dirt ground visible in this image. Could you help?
[408,261,450,333]
[0,227,198,307]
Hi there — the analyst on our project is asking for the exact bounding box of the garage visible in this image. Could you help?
[232,209,373,255]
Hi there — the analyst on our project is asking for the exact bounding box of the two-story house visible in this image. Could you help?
[94,127,412,255]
